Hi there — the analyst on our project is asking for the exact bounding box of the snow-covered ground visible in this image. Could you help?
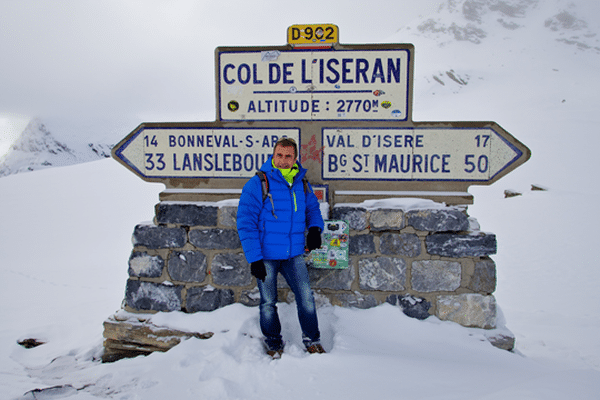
[2,0,600,398]
[1,157,599,399]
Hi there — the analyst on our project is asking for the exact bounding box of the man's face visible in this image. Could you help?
[273,144,296,169]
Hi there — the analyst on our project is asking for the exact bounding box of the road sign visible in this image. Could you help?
[113,124,300,180]
[322,125,526,183]
[217,44,412,122]
[112,25,530,205]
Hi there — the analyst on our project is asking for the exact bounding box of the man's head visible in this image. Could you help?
[272,137,297,169]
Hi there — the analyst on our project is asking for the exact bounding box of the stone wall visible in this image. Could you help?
[123,200,499,331]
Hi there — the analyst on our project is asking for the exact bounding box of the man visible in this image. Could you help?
[237,137,325,358]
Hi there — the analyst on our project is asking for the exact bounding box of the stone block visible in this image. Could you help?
[349,234,376,255]
[331,291,378,309]
[406,209,469,232]
[386,294,431,320]
[239,287,261,307]
[436,294,497,329]
[185,286,234,312]
[309,265,355,290]
[467,257,497,294]
[369,209,404,231]
[331,207,368,231]
[211,253,252,286]
[359,257,406,291]
[380,233,421,257]
[219,206,238,227]
[426,233,497,257]
[411,260,461,292]
[125,280,182,312]
[167,251,207,283]
[155,202,218,226]
[189,228,241,249]
[132,224,187,249]
[128,251,164,278]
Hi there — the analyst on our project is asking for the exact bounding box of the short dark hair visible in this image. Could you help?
[273,137,298,159]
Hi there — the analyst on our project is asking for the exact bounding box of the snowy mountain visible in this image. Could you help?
[394,0,600,95]
[0,118,113,177]
[407,0,598,48]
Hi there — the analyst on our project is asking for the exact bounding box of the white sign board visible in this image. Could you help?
[218,48,411,121]
[322,127,524,181]
[114,127,300,179]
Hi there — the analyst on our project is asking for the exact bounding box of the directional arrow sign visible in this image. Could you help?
[112,124,300,180]
[321,123,529,184]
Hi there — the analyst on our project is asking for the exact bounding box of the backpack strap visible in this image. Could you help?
[255,171,277,219]
[255,171,269,202]
[302,177,311,195]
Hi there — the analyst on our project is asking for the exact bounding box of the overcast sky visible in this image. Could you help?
[0,0,442,154]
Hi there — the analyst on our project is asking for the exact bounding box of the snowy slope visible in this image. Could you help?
[1,0,600,398]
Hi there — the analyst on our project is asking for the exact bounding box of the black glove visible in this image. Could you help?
[251,260,267,282]
[306,227,322,252]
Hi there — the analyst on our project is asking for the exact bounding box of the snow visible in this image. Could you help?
[2,0,600,398]
[335,197,458,210]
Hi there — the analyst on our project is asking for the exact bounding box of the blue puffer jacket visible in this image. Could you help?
[237,156,324,263]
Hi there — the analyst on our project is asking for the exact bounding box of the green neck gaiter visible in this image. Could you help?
[274,160,299,185]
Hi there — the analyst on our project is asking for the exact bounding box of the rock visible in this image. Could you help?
[132,224,187,249]
[167,251,207,283]
[425,233,496,257]
[22,385,77,399]
[331,206,368,231]
[467,257,497,294]
[17,338,46,349]
[369,209,404,231]
[102,316,213,362]
[406,209,469,232]
[504,189,522,198]
[359,257,406,291]
[411,260,461,292]
[239,287,261,307]
[436,294,497,329]
[185,286,235,312]
[380,233,421,257]
[211,253,252,286]
[484,329,516,351]
[531,184,548,191]
[189,228,241,249]
[219,206,238,227]
[387,294,431,320]
[309,265,355,290]
[155,202,218,226]
[331,291,378,309]
[128,251,164,278]
[349,234,376,255]
[125,280,183,312]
